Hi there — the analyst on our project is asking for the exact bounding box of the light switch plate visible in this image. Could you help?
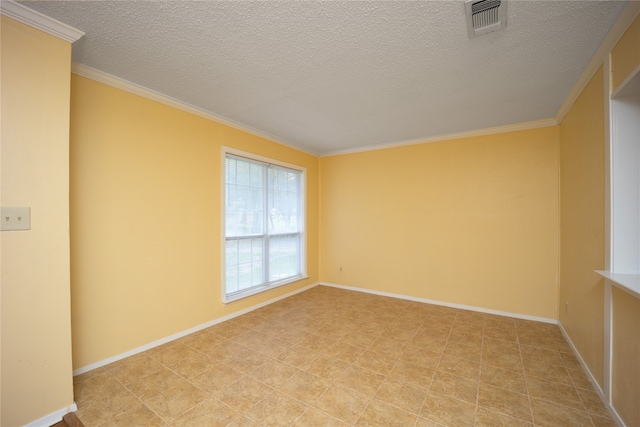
[1,207,31,231]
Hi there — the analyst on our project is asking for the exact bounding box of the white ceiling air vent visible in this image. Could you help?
[465,0,507,38]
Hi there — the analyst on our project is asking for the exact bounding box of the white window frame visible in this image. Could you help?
[222,147,307,303]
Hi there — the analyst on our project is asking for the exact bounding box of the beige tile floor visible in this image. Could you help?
[73,286,616,427]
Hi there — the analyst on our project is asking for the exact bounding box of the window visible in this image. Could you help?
[223,148,306,302]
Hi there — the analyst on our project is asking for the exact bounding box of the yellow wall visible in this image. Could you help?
[558,66,606,386]
[611,287,640,427]
[69,75,319,369]
[320,127,559,319]
[559,55,640,427]
[0,16,75,426]
[611,13,640,93]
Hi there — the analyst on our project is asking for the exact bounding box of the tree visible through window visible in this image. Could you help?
[224,150,305,301]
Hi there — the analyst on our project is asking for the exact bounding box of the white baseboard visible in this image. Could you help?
[557,323,625,426]
[24,403,77,427]
[73,282,319,376]
[319,282,557,324]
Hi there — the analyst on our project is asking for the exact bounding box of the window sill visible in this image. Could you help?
[223,275,310,304]
[596,270,640,299]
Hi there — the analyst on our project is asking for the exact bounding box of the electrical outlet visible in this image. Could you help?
[340,266,343,272]
[565,301,569,314]
[1,207,31,231]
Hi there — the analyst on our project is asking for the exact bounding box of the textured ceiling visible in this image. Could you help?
[22,0,627,155]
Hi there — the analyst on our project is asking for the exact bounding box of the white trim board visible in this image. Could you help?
[73,282,319,376]
[558,322,625,426]
[320,282,557,324]
[24,403,78,427]
[0,0,84,43]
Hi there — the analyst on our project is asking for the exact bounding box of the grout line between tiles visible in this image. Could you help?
[74,287,612,427]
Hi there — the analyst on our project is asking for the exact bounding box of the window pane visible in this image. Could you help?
[268,166,300,234]
[226,237,264,293]
[269,234,300,281]
[236,160,251,186]
[249,237,264,287]
[226,268,238,294]
[226,239,238,267]
[226,157,237,185]
[238,263,252,291]
[225,240,239,293]
[250,162,263,187]
[226,156,265,237]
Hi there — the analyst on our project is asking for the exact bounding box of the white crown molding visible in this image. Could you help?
[71,63,559,159]
[555,1,640,124]
[321,118,558,157]
[70,63,317,156]
[0,0,84,43]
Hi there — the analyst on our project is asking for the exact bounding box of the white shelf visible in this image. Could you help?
[596,270,640,299]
